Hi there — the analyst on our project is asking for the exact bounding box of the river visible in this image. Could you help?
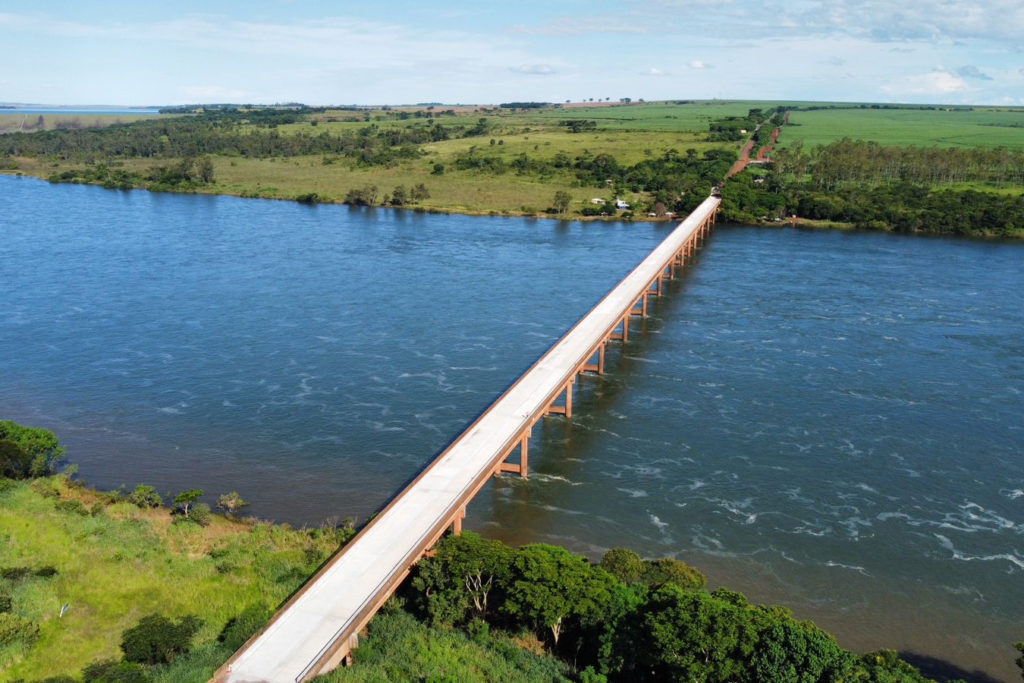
[1,176,1021,680]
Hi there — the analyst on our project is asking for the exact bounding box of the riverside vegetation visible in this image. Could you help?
[1,101,1021,237]
[5,420,1024,681]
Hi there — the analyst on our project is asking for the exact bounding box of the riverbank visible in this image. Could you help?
[0,471,357,679]
[0,472,945,682]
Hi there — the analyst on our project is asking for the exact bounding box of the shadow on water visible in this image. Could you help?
[370,236,710,527]
[899,652,1005,683]
[482,258,705,541]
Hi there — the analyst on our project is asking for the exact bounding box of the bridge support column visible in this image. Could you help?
[629,294,648,318]
[609,316,629,342]
[497,435,530,478]
[581,343,605,374]
[546,380,574,418]
[451,506,466,536]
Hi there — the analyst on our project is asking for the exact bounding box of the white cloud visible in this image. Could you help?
[512,64,556,75]
[881,68,968,96]
[955,65,992,80]
[688,60,710,70]
[644,67,670,77]
[512,16,649,35]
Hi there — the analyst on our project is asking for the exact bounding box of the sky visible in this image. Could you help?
[1,0,1022,107]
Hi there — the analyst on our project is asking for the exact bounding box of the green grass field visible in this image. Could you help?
[0,475,347,680]
[780,107,1024,149]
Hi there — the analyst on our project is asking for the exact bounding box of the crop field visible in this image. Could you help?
[779,106,1024,149]
[0,113,158,134]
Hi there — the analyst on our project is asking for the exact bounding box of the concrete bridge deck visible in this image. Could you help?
[217,195,721,682]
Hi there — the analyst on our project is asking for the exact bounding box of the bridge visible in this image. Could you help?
[215,195,721,682]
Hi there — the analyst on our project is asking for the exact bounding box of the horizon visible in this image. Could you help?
[2,1,1022,107]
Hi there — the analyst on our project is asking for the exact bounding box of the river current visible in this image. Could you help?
[1,176,1021,680]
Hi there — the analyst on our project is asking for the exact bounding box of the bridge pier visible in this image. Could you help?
[546,379,574,418]
[451,506,466,535]
[497,434,530,478]
[609,315,630,342]
[581,342,606,375]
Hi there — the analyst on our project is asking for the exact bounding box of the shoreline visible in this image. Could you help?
[4,170,1023,240]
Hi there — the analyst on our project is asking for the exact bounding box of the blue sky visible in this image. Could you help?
[2,0,1022,106]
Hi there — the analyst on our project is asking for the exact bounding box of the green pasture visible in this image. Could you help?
[780,107,1024,149]
[0,476,345,680]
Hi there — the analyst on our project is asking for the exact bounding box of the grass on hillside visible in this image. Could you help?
[0,475,348,680]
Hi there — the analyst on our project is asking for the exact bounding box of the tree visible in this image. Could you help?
[616,585,755,681]
[410,183,430,201]
[412,531,513,626]
[127,485,163,508]
[503,544,616,647]
[173,489,203,519]
[0,420,65,478]
[217,491,248,517]
[642,557,706,590]
[1015,641,1024,680]
[599,548,646,585]
[197,156,215,184]
[552,190,571,214]
[391,185,408,206]
[120,613,201,665]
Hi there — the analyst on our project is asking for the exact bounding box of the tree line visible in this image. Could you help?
[399,531,933,681]
[774,138,1024,188]
[0,110,482,166]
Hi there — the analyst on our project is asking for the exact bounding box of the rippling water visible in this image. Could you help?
[1,176,1021,679]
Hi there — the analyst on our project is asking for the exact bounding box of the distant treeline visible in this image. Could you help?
[724,174,1024,237]
[708,107,785,142]
[453,147,734,213]
[775,138,1024,188]
[0,111,478,166]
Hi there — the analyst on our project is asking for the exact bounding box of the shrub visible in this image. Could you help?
[217,491,248,517]
[189,502,212,527]
[218,603,272,650]
[81,659,150,682]
[127,485,163,508]
[120,613,201,665]
[55,499,90,516]
[0,612,40,647]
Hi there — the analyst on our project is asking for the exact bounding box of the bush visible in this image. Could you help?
[127,485,163,508]
[120,613,201,665]
[218,603,271,650]
[189,502,212,527]
[0,420,65,478]
[0,612,40,647]
[81,659,151,682]
[55,499,90,516]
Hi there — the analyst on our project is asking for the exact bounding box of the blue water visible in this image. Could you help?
[1,175,1022,679]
